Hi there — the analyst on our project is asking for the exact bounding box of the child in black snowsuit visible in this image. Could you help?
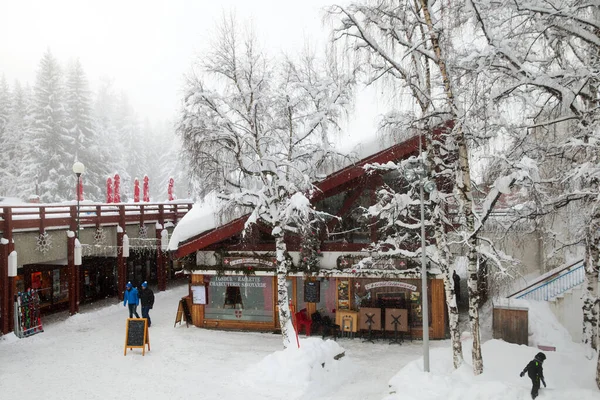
[520,352,547,399]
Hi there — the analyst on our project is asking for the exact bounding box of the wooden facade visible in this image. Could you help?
[184,272,447,339]
[170,130,456,340]
[492,306,529,345]
[0,202,192,334]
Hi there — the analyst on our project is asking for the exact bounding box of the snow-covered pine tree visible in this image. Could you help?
[65,59,110,200]
[114,93,141,200]
[0,75,12,194]
[30,50,72,202]
[94,77,128,196]
[1,81,33,197]
[178,16,354,348]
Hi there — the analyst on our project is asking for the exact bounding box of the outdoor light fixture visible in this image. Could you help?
[72,161,85,239]
[403,154,436,373]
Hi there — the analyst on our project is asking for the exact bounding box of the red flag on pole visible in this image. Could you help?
[168,177,174,201]
[134,178,140,202]
[143,175,149,202]
[114,174,121,203]
[106,177,113,203]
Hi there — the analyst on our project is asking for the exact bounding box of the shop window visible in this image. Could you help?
[205,276,274,322]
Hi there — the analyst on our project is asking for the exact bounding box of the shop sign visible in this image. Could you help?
[338,256,414,270]
[210,276,267,288]
[364,281,417,291]
[223,257,276,268]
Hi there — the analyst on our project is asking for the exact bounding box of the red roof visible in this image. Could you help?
[172,135,423,258]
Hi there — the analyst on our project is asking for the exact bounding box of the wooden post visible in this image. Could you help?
[117,205,126,300]
[156,204,166,292]
[0,207,14,334]
[68,206,79,315]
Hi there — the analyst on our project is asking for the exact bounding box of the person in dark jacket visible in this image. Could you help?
[520,352,546,399]
[453,271,461,303]
[139,281,155,327]
[123,282,140,318]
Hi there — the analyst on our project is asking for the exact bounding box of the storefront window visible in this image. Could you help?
[30,267,68,308]
[205,276,274,322]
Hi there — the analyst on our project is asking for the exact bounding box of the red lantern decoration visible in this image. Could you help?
[168,177,174,201]
[106,177,113,203]
[143,175,149,202]
[113,174,121,203]
[133,178,140,202]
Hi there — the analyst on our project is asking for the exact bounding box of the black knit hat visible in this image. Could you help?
[535,352,546,362]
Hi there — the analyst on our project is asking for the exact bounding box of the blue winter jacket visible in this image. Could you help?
[123,287,139,306]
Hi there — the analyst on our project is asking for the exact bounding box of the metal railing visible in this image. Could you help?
[513,260,585,301]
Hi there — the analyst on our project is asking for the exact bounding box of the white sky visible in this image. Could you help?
[0,0,376,130]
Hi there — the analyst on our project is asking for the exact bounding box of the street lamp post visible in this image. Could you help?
[404,156,435,373]
[72,162,85,239]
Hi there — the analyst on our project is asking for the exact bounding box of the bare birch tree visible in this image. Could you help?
[177,16,354,348]
[328,0,498,373]
[471,0,600,387]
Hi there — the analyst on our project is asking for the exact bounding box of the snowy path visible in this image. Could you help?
[0,284,444,400]
[1,284,598,400]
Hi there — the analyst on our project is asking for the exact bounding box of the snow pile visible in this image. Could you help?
[242,337,357,397]
[384,339,598,400]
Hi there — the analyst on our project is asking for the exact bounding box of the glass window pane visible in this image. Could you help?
[205,276,274,322]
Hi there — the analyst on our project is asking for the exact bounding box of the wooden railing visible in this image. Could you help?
[0,202,193,233]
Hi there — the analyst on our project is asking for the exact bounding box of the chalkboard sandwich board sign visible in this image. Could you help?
[304,280,321,303]
[124,318,150,356]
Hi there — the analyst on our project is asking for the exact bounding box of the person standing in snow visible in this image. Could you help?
[453,270,461,303]
[520,352,547,399]
[139,281,155,327]
[123,282,140,318]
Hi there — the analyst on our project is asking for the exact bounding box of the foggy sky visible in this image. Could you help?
[0,0,335,123]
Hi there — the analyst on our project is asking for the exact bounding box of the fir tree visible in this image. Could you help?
[65,59,110,200]
[30,50,71,202]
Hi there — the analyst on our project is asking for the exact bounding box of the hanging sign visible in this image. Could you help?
[364,281,417,291]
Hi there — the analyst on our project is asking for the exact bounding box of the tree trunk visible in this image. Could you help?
[273,224,294,349]
[419,0,483,375]
[426,134,463,368]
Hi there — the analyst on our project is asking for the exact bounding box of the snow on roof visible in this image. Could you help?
[168,133,423,252]
[167,192,244,251]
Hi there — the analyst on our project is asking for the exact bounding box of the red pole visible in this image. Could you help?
[114,174,121,203]
[168,178,174,201]
[106,177,113,203]
[143,175,149,202]
[134,178,140,202]
[77,176,84,201]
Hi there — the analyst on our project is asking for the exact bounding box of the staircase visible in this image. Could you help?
[508,259,586,342]
[508,259,585,301]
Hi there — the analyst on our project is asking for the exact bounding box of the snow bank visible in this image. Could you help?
[384,339,598,400]
[241,337,357,398]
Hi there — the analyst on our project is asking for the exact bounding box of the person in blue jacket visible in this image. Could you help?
[123,282,140,318]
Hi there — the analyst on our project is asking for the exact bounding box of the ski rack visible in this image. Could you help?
[13,289,44,338]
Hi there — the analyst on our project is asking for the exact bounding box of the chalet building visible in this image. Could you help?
[0,202,192,334]
[170,134,450,340]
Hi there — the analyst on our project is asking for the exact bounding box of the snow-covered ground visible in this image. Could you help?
[1,284,598,399]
